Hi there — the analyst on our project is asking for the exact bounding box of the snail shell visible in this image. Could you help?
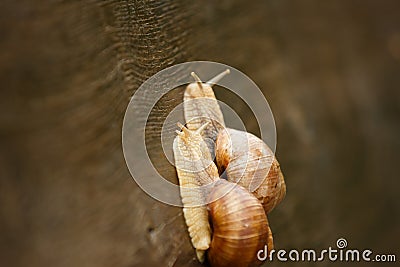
[207,179,274,267]
[216,128,286,214]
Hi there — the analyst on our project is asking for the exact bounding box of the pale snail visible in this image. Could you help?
[172,70,286,266]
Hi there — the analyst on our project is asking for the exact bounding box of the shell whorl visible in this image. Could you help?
[207,179,274,267]
[216,128,286,214]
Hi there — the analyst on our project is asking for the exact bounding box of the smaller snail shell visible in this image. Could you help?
[207,179,274,267]
[216,128,286,214]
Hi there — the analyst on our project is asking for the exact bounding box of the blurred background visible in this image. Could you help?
[0,0,399,266]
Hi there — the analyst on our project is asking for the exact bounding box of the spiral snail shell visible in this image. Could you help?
[207,179,274,267]
[216,128,286,214]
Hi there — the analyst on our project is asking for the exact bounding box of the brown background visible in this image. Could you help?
[0,1,399,266]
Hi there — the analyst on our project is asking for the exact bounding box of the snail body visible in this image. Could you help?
[183,70,229,157]
[173,122,217,262]
[173,124,273,266]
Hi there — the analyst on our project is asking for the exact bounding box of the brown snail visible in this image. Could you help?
[183,70,286,214]
[173,123,273,267]
[172,70,286,266]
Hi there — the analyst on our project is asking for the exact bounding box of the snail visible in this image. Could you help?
[183,70,286,214]
[173,123,274,267]
[172,70,286,265]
